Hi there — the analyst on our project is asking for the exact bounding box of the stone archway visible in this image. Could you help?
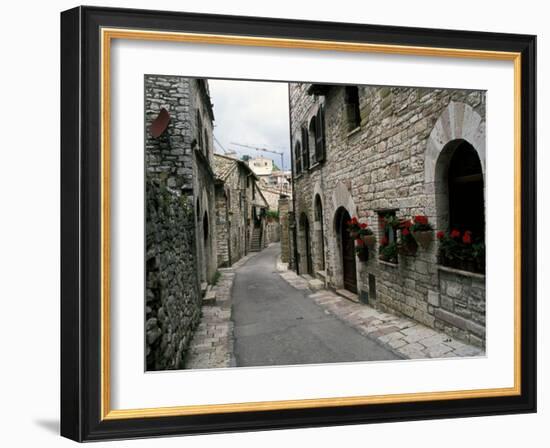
[334,207,357,293]
[330,182,358,291]
[424,102,485,233]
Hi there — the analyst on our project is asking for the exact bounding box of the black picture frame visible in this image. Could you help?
[61,5,536,442]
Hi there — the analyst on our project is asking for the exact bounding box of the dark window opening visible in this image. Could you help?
[294,141,302,175]
[344,86,361,131]
[301,126,310,170]
[315,105,326,162]
[378,210,398,264]
[196,110,203,151]
[448,141,485,238]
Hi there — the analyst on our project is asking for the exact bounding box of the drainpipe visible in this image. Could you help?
[287,84,299,275]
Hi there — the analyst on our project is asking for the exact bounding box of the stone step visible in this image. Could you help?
[203,289,216,306]
[308,278,325,291]
[335,289,360,303]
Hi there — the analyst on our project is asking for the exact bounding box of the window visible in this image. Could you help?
[448,141,485,237]
[203,130,209,156]
[309,116,317,163]
[378,210,398,264]
[315,105,326,162]
[344,86,361,131]
[301,126,310,170]
[294,141,302,175]
[196,110,203,151]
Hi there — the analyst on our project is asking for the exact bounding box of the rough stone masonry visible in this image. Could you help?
[288,83,487,348]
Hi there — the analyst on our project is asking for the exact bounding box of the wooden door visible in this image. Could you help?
[304,217,313,275]
[341,212,357,293]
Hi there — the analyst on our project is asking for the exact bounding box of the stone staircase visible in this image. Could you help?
[249,227,262,252]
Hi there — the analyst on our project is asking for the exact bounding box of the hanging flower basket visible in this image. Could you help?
[398,219,418,256]
[398,241,418,256]
[411,215,434,249]
[413,230,432,248]
[355,239,369,262]
[356,246,369,262]
[361,234,376,249]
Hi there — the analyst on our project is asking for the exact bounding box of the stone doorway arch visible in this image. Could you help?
[334,207,357,293]
[424,102,485,234]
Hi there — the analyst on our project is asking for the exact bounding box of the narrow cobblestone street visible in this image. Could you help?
[185,243,483,370]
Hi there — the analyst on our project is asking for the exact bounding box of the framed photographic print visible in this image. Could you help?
[60,6,537,442]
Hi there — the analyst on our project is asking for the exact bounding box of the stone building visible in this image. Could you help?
[288,82,486,348]
[214,154,269,267]
[144,75,218,370]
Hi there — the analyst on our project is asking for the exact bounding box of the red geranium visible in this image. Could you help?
[414,215,429,225]
[436,230,445,240]
[402,228,410,236]
[360,223,368,229]
[400,219,413,228]
[462,231,473,244]
[380,236,389,246]
[450,229,461,239]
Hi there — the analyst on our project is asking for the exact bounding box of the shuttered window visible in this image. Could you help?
[294,141,302,175]
[315,105,326,162]
[301,126,310,170]
[196,110,203,151]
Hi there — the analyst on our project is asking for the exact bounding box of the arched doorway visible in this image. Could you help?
[299,213,313,275]
[335,207,357,293]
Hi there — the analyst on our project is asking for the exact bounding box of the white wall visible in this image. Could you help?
[0,0,546,446]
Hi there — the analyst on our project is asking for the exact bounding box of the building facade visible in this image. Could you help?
[289,83,486,348]
[214,154,269,267]
[144,75,218,369]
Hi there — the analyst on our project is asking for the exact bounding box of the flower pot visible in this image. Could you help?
[398,242,418,256]
[413,230,432,249]
[356,247,369,262]
[361,234,376,249]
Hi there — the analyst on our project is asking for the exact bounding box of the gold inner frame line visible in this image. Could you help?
[100,27,522,421]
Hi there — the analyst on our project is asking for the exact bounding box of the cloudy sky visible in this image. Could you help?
[208,79,291,171]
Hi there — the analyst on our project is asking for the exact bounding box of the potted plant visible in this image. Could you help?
[379,236,398,264]
[411,215,433,248]
[355,238,369,261]
[380,242,398,264]
[358,222,376,249]
[436,229,485,274]
[398,219,418,256]
[346,216,361,239]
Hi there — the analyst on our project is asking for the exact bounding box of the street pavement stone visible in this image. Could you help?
[185,251,261,369]
[276,265,485,360]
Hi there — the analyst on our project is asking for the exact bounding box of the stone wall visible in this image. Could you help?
[145,179,201,370]
[145,75,218,370]
[265,219,280,244]
[289,83,486,347]
[278,196,292,264]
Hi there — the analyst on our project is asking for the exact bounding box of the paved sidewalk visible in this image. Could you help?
[277,266,484,360]
[184,252,261,369]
